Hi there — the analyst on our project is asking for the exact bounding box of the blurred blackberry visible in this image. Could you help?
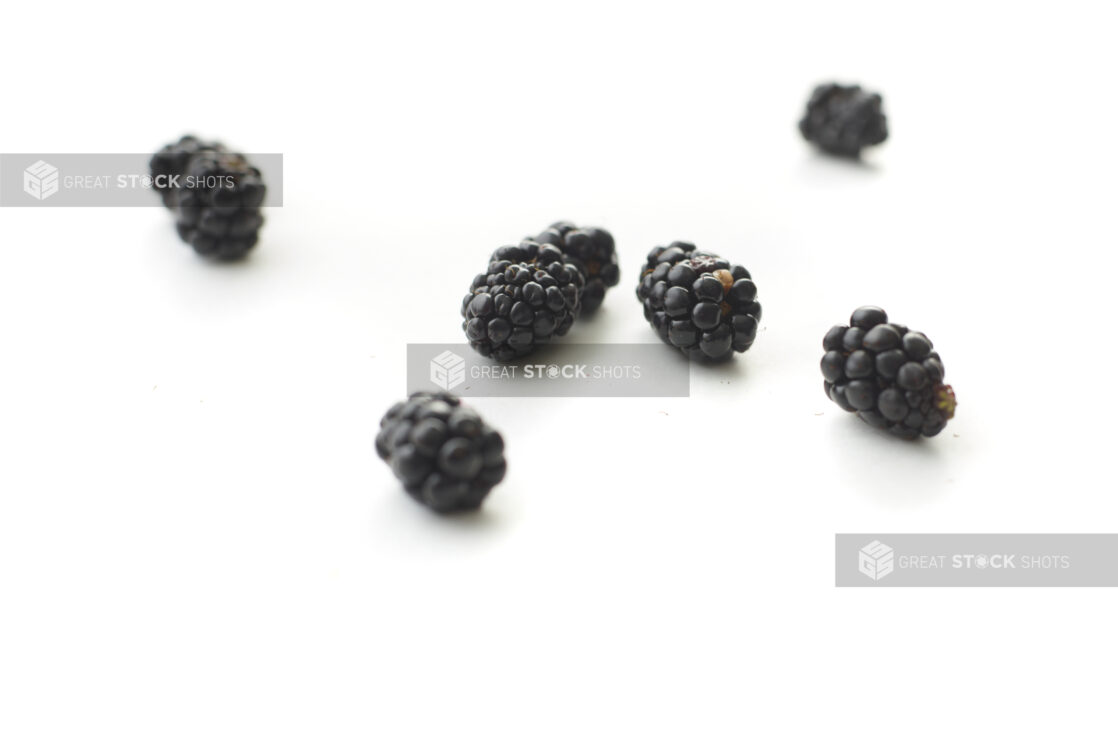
[821,306,956,440]
[376,392,506,513]
[636,242,762,362]
[536,221,619,313]
[799,83,888,157]
[462,240,585,362]
[150,136,266,261]
[150,135,206,208]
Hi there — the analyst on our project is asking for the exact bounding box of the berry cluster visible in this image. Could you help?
[150,135,266,261]
[799,83,888,157]
[461,240,586,362]
[376,392,506,512]
[821,306,956,439]
[535,221,620,313]
[636,242,762,361]
[461,222,616,362]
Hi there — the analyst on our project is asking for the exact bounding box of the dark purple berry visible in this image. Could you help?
[820,308,955,439]
[377,393,505,513]
[636,243,762,361]
[799,83,888,157]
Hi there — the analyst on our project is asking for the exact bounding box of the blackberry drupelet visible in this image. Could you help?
[636,242,762,361]
[799,83,888,157]
[821,306,956,440]
[376,392,506,512]
[150,135,266,261]
[461,240,585,362]
[536,221,619,313]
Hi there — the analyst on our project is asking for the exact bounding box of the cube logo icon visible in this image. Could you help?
[24,160,60,200]
[430,350,465,391]
[859,540,895,581]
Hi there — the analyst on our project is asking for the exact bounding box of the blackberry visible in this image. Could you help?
[461,240,585,362]
[821,306,956,440]
[636,242,762,361]
[375,392,506,513]
[535,221,619,313]
[150,135,266,261]
[150,135,205,208]
[799,83,888,157]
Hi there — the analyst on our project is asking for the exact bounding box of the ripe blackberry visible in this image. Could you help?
[150,135,266,261]
[535,221,619,313]
[799,83,888,157]
[461,240,585,362]
[375,392,506,513]
[636,242,762,361]
[150,135,205,208]
[821,306,956,440]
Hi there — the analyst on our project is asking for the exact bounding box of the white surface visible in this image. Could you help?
[2,1,1117,739]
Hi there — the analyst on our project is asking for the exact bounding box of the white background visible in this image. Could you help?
[2,1,1116,738]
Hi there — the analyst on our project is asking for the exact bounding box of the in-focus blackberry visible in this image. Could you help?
[376,392,506,513]
[636,242,762,361]
[462,240,585,362]
[821,306,956,439]
[799,83,888,157]
[536,221,619,313]
[150,135,266,261]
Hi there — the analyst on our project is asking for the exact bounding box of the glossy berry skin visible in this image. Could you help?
[535,221,620,313]
[150,135,266,261]
[821,306,956,440]
[799,83,888,157]
[375,392,506,513]
[636,242,762,362]
[461,240,585,362]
